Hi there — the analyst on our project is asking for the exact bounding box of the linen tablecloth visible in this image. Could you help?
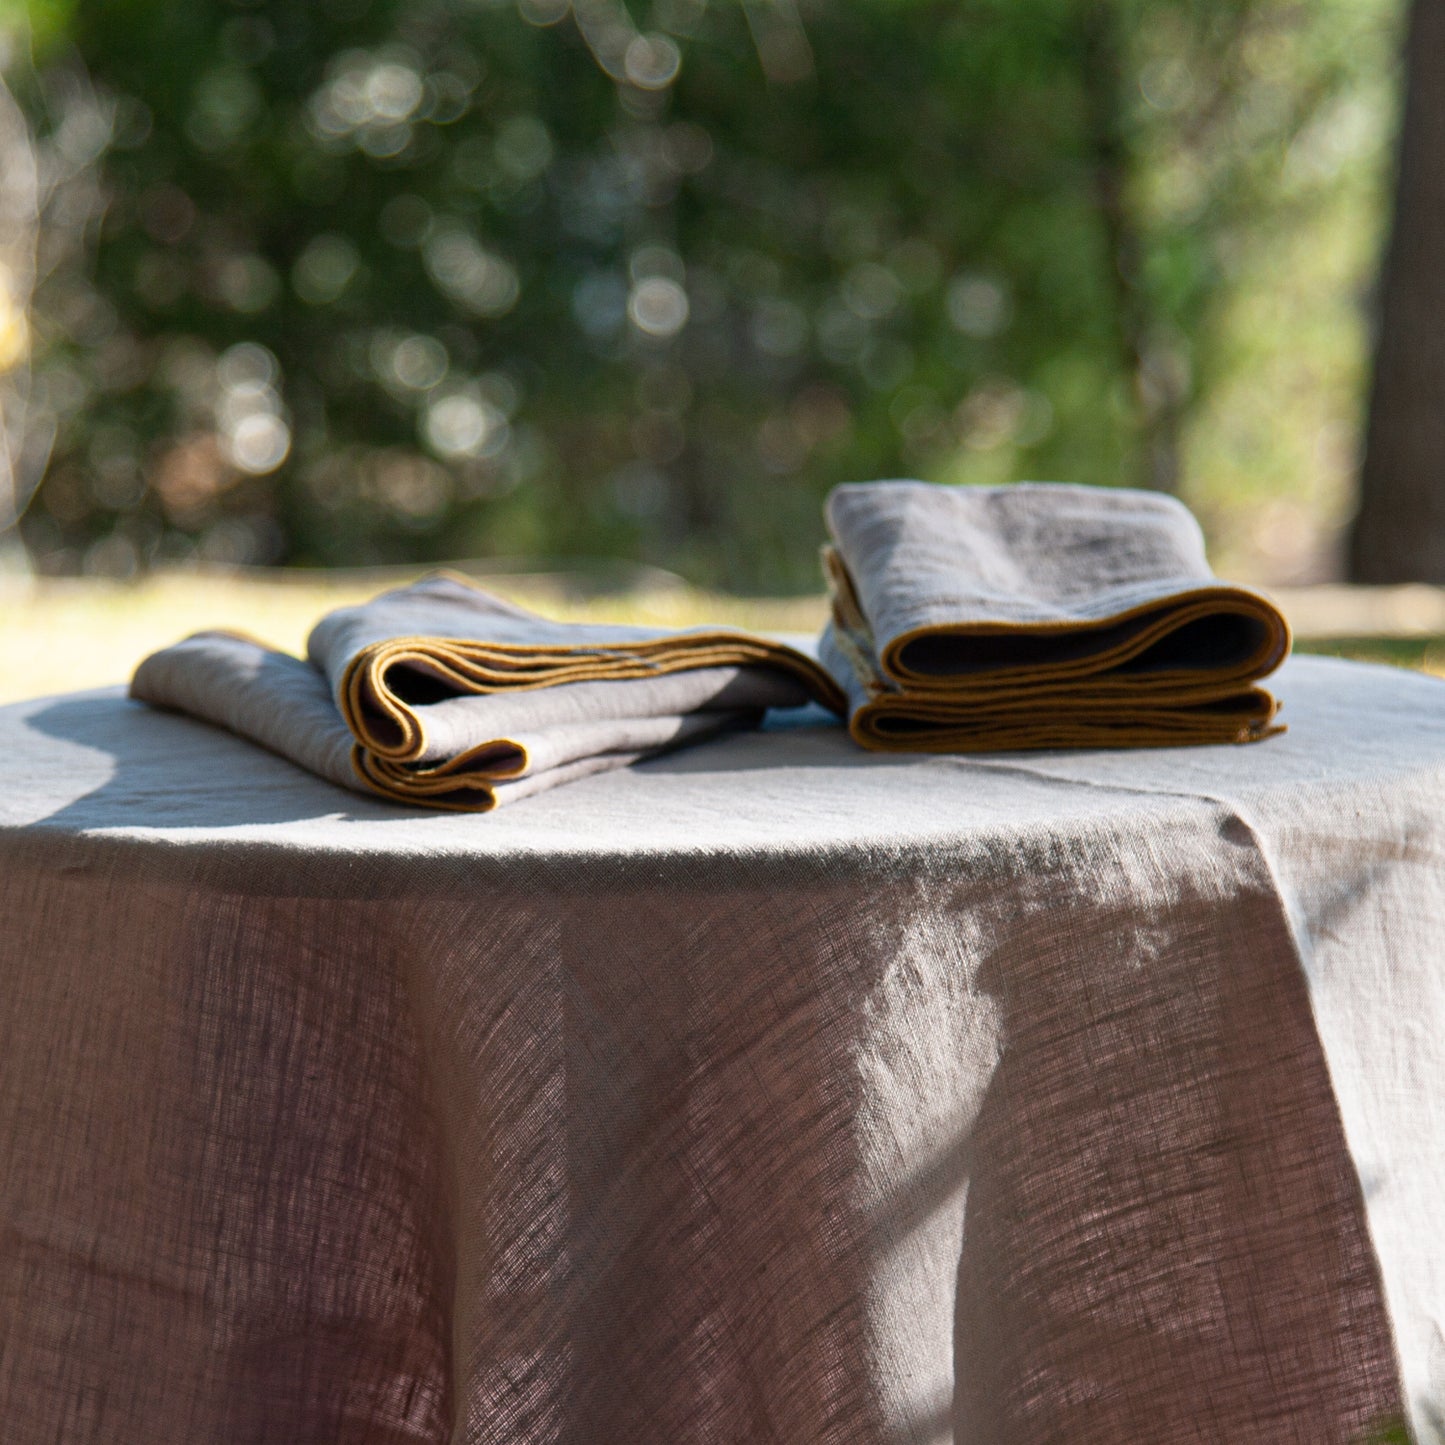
[2,655,1444,1443]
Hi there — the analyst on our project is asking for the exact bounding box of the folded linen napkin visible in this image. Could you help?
[818,480,1291,751]
[132,573,846,810]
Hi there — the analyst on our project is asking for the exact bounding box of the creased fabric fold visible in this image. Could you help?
[819,480,1291,751]
[131,573,844,811]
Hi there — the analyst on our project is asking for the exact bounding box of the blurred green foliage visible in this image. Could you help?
[7,0,1402,589]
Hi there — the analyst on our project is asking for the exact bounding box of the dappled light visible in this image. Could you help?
[0,0,1403,589]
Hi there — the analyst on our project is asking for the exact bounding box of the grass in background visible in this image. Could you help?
[0,569,829,705]
[1295,636,1445,671]
[3,569,1442,707]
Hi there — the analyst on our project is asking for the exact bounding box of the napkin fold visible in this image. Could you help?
[132,573,845,811]
[818,480,1291,751]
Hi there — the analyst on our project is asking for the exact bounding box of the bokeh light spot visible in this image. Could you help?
[292,234,360,304]
[228,412,292,474]
[628,277,689,338]
[625,34,682,90]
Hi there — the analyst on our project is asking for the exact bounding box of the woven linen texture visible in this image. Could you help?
[130,572,842,811]
[820,480,1290,750]
[2,656,1439,1443]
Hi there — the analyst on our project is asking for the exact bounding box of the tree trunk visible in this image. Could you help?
[1349,0,1445,582]
[1079,3,1183,495]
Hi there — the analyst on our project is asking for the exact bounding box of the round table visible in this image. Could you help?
[2,654,1443,1444]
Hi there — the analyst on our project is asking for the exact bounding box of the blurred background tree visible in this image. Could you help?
[1349,0,1445,584]
[0,0,1404,592]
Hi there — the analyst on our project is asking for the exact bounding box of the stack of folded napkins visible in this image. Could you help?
[132,573,845,811]
[818,480,1290,750]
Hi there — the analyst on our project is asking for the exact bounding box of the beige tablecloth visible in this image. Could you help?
[2,655,1444,1443]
